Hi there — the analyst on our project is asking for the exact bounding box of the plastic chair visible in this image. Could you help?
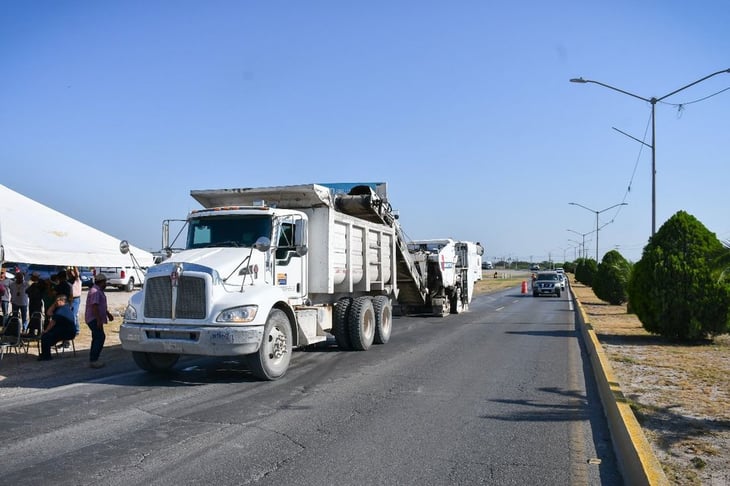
[54,338,77,357]
[22,311,45,355]
[0,315,24,363]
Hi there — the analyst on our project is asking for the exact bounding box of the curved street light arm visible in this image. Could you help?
[570,77,651,103]
[657,68,730,102]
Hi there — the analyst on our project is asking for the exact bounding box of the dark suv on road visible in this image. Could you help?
[532,271,561,297]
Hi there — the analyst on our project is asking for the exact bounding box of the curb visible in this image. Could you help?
[573,294,669,485]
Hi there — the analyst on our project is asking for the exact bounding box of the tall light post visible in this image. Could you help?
[569,69,730,236]
[569,202,628,262]
[567,228,595,259]
[567,240,582,260]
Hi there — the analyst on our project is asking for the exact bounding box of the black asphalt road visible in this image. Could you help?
[0,286,622,485]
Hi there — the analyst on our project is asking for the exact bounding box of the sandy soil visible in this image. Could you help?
[0,288,136,391]
[571,282,730,485]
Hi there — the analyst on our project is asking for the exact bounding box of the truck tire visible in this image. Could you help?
[556,289,561,298]
[245,309,292,380]
[450,288,463,314]
[125,278,135,292]
[432,298,449,317]
[348,296,375,351]
[372,296,392,345]
[132,351,179,372]
[333,297,353,350]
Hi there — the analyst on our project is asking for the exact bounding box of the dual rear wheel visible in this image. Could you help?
[334,296,392,351]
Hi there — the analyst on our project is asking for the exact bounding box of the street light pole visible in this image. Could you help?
[570,68,730,236]
[567,239,582,260]
[567,228,595,260]
[569,202,628,262]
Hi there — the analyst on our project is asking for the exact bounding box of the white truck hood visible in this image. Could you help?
[160,247,268,285]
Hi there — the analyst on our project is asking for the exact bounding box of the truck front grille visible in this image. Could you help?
[144,276,207,319]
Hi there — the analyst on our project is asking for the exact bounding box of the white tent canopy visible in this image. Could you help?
[0,184,154,268]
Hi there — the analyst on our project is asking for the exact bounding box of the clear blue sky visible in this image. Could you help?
[3,1,729,264]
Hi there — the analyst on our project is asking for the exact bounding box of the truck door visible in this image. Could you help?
[274,215,307,300]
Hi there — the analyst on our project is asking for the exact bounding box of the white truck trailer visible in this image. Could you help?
[120,183,429,380]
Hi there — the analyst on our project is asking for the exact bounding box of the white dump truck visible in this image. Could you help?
[404,239,484,316]
[120,183,430,380]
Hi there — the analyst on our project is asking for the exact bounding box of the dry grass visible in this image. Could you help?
[570,281,730,485]
[474,271,527,294]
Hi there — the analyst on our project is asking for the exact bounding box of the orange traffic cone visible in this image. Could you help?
[521,281,527,294]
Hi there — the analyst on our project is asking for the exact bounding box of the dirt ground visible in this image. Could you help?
[0,288,134,390]
[570,282,730,485]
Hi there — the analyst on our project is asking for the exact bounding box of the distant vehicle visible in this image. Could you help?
[532,271,561,297]
[2,262,27,275]
[26,264,66,281]
[555,267,564,274]
[557,272,566,291]
[529,264,540,272]
[97,266,147,291]
[482,261,494,270]
[79,267,94,288]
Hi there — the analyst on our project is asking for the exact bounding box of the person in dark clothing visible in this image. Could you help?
[38,294,76,361]
[26,271,44,326]
[54,270,73,302]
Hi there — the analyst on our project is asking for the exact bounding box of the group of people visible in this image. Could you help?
[0,266,113,368]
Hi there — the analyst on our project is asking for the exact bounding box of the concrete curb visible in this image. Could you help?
[573,294,669,485]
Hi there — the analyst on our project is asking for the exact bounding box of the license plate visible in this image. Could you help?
[210,330,234,344]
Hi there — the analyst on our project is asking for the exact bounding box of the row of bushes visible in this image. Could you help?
[571,210,729,341]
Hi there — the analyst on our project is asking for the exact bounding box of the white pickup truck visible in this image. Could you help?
[97,266,146,291]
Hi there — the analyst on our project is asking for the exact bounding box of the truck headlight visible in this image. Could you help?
[217,305,258,323]
[124,304,138,321]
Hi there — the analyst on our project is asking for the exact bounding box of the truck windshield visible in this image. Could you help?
[186,215,272,249]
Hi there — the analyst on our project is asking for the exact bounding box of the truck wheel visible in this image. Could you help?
[132,351,179,372]
[245,309,292,380]
[348,296,375,351]
[556,289,561,298]
[333,297,353,350]
[372,296,392,345]
[432,298,449,317]
[533,292,539,297]
[125,278,135,292]
[450,288,463,314]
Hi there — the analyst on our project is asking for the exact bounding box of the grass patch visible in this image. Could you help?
[611,355,639,365]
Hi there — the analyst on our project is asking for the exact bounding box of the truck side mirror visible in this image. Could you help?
[120,240,130,254]
[253,237,271,252]
[295,245,308,256]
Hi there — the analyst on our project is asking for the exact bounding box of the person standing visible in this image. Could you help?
[85,273,113,368]
[25,271,45,335]
[54,270,73,302]
[40,279,56,316]
[0,268,11,321]
[37,294,76,361]
[67,267,82,336]
[9,272,30,331]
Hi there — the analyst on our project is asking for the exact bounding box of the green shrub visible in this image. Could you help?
[593,250,632,305]
[563,261,576,273]
[628,210,730,340]
[575,258,597,286]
